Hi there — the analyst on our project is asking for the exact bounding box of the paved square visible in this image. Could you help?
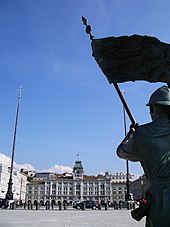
[0,208,145,227]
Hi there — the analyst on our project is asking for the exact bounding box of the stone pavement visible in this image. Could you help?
[0,208,145,227]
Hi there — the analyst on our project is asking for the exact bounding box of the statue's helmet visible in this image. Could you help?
[146,86,170,106]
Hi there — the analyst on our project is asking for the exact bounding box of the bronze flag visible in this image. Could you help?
[91,34,170,83]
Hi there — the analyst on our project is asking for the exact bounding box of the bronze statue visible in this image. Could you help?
[117,85,170,227]
[82,17,170,226]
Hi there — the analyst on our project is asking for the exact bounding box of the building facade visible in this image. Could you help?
[26,161,135,205]
[130,175,148,200]
[0,163,27,202]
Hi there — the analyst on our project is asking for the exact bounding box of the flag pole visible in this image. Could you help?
[114,83,136,124]
[6,85,23,201]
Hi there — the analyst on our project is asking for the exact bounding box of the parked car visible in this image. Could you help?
[73,200,97,210]
[0,198,9,209]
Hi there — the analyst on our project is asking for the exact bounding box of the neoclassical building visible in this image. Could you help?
[26,161,134,205]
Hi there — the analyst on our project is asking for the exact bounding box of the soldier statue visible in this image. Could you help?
[117,85,170,227]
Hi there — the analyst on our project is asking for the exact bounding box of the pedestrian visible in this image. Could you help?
[116,85,170,227]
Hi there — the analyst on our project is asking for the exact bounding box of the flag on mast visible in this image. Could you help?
[92,34,170,83]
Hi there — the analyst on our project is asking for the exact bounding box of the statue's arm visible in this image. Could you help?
[116,130,139,162]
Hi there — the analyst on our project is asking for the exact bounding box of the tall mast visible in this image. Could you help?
[122,90,130,209]
[6,85,23,200]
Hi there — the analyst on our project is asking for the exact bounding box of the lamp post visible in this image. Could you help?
[19,177,23,204]
[122,90,131,209]
[6,86,23,201]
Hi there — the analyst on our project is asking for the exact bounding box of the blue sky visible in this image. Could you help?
[0,0,169,176]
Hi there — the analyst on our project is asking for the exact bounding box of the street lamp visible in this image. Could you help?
[122,90,131,205]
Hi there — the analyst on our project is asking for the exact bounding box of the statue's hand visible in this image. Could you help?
[129,123,139,133]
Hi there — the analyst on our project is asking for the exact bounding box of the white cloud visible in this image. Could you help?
[0,153,11,166]
[14,163,35,172]
[0,152,35,171]
[39,164,72,174]
[0,152,72,173]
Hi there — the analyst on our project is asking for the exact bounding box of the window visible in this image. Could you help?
[76,184,80,190]
[89,191,93,195]
[64,187,67,195]
[100,184,104,189]
[106,186,110,191]
[83,186,87,195]
[100,191,104,196]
